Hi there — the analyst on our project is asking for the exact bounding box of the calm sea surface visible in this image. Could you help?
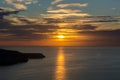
[0,47,120,80]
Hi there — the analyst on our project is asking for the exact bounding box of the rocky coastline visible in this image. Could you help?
[0,48,45,66]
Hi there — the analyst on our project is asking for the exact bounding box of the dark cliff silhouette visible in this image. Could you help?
[0,49,45,66]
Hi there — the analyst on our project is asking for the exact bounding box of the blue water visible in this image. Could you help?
[0,47,120,80]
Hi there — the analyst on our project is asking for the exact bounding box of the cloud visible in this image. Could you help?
[75,29,120,46]
[0,14,94,41]
[5,0,38,10]
[12,3,27,10]
[84,16,120,23]
[0,7,23,20]
[46,2,89,19]
[57,3,88,8]
[71,24,98,31]
[5,0,13,4]
[10,16,47,25]
[0,7,14,11]
[5,0,26,9]
[51,0,63,5]
[86,19,119,23]
[111,8,116,10]
[0,16,60,40]
[41,13,90,19]
[47,9,81,14]
[0,13,120,47]
[78,29,120,41]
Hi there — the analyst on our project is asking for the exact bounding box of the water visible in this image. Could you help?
[0,47,120,80]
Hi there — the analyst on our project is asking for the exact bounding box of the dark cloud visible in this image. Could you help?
[84,16,120,23]
[44,18,65,23]
[0,18,59,40]
[86,19,119,23]
[0,8,59,41]
[44,15,120,24]
[85,16,113,18]
[0,25,59,40]
[16,17,38,25]
[72,24,97,30]
[0,19,11,26]
[0,7,23,20]
[80,29,120,36]
[74,29,120,46]
[78,29,120,41]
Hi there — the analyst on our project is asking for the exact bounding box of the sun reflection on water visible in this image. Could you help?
[55,47,66,80]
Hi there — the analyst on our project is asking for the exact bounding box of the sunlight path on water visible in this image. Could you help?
[55,47,66,80]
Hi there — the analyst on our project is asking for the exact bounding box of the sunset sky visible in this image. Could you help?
[0,0,120,46]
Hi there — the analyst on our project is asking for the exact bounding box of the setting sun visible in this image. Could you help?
[57,35,65,39]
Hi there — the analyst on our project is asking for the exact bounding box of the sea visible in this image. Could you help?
[0,46,120,80]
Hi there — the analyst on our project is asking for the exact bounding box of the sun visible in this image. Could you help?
[57,35,65,39]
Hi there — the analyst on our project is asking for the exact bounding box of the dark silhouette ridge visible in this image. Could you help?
[0,49,45,66]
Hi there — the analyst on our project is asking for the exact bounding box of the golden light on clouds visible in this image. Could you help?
[0,0,119,46]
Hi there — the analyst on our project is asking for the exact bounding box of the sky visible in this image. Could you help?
[0,0,120,46]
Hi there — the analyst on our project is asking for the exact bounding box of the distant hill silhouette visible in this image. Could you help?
[0,49,45,66]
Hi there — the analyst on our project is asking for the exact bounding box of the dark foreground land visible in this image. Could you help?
[0,49,45,66]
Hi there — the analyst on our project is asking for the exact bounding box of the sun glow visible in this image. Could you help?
[57,35,65,39]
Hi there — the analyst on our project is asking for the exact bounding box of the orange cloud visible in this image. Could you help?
[12,3,27,10]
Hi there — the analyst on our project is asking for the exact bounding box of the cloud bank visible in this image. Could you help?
[0,0,120,46]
